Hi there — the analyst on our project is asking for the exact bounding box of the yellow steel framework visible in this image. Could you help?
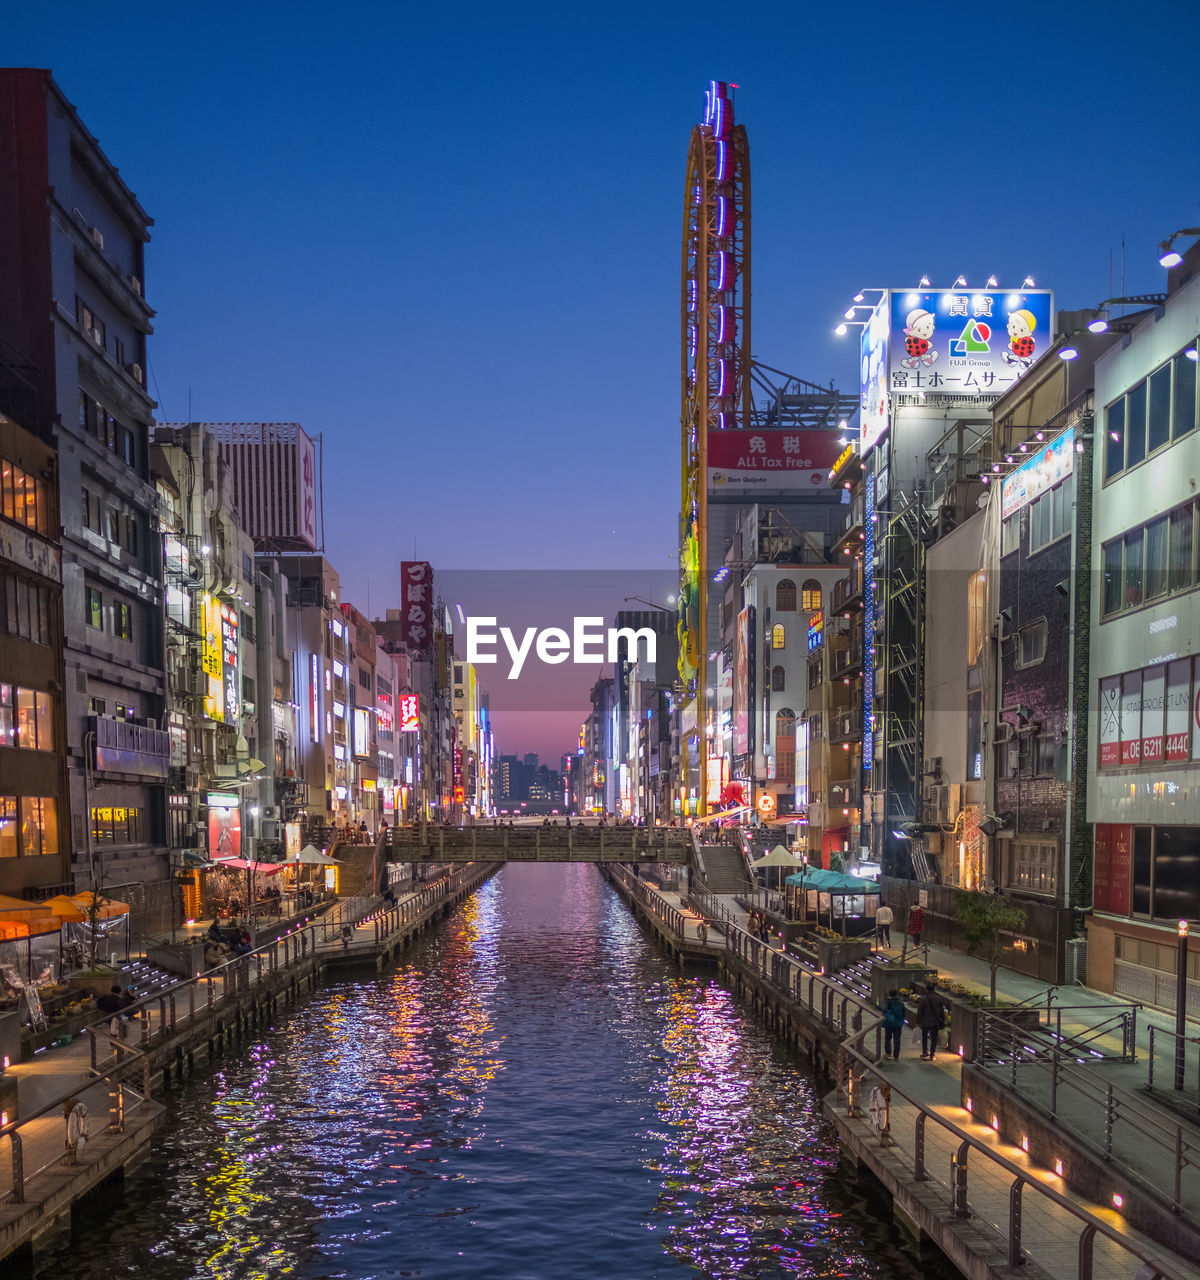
[679,80,750,816]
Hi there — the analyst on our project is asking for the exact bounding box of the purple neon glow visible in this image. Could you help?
[718,360,727,397]
[716,140,728,181]
[719,411,728,430]
[717,306,728,344]
[716,195,727,236]
[717,251,728,290]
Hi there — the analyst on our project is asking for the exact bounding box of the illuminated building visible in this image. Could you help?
[0,70,168,904]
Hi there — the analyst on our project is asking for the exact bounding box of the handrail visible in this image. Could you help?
[837,1008,1193,1276]
[975,1010,1199,1217]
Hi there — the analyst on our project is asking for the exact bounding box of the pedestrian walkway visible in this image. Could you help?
[668,881,1200,1280]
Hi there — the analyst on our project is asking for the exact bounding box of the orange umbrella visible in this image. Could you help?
[0,894,59,934]
[0,920,30,940]
[70,891,130,919]
[42,895,88,923]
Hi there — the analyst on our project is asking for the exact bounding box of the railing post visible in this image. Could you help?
[1051,1048,1059,1115]
[1008,1177,1024,1266]
[169,993,177,1032]
[189,983,196,1023]
[10,1130,23,1203]
[1105,1084,1114,1158]
[951,1140,970,1217]
[1078,1224,1096,1280]
[87,1026,98,1072]
[914,1112,926,1181]
[158,995,168,1037]
[1175,1125,1184,1211]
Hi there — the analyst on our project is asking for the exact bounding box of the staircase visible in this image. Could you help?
[700,844,753,895]
[115,956,178,1001]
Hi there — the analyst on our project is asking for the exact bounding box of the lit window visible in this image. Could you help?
[772,623,785,649]
[801,580,822,611]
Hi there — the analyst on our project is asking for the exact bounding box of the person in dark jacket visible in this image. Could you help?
[881,988,906,1061]
[96,985,123,1015]
[915,981,947,1060]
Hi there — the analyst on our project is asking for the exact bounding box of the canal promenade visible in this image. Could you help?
[610,867,1200,1280]
[0,862,497,1265]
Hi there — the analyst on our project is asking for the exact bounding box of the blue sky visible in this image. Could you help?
[9,0,1199,757]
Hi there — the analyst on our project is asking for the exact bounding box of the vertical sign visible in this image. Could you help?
[734,606,754,757]
[1119,671,1142,765]
[400,561,433,653]
[1166,659,1190,761]
[1098,676,1120,766]
[299,430,318,550]
[310,654,320,742]
[1109,825,1132,915]
[1194,655,1200,762]
[399,694,419,733]
[1140,665,1165,763]
[221,604,240,727]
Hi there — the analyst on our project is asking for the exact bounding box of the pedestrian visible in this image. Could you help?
[63,1097,89,1164]
[916,981,947,1061]
[908,903,925,950]
[97,984,123,1014]
[881,987,906,1061]
[875,901,893,948]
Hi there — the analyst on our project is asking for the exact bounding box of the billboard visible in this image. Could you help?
[399,693,420,733]
[1001,426,1074,520]
[202,595,238,723]
[207,792,241,860]
[400,561,434,652]
[707,430,843,492]
[353,707,371,758]
[734,606,755,757]
[300,430,318,549]
[860,298,890,452]
[886,288,1054,404]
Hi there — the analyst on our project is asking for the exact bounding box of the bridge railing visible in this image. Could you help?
[606,863,689,938]
[388,824,692,861]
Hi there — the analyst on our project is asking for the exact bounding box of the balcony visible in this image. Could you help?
[831,496,865,557]
[830,700,864,744]
[91,715,169,779]
[832,567,864,616]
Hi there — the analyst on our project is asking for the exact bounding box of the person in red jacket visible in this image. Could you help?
[907,903,925,949]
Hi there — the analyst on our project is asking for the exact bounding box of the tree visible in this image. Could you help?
[956,890,1026,1005]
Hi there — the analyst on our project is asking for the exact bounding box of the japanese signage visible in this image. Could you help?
[399,693,420,733]
[201,595,222,679]
[353,707,371,758]
[202,595,238,723]
[1099,657,1198,768]
[734,606,754,757]
[207,792,241,860]
[400,561,434,653]
[299,430,318,550]
[707,430,842,492]
[0,525,61,582]
[794,719,810,812]
[860,298,890,452]
[1001,426,1074,520]
[310,654,320,742]
[886,289,1054,404]
[807,610,824,652]
[221,605,239,726]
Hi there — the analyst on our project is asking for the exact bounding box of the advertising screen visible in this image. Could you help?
[353,707,371,758]
[887,288,1053,404]
[860,298,889,452]
[1001,426,1074,519]
[207,792,241,860]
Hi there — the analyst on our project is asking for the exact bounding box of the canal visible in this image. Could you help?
[31,865,949,1279]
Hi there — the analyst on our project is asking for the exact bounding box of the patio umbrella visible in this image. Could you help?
[750,844,805,891]
[289,844,341,865]
[70,891,131,919]
[42,895,88,923]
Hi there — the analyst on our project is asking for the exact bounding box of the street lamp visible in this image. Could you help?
[1176,919,1190,1091]
[1158,229,1200,269]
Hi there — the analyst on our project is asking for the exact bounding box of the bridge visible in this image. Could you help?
[388,823,701,864]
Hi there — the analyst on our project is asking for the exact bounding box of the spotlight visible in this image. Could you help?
[1035,431,1044,440]
[845,307,856,320]
[834,323,848,336]
[1160,248,1183,269]
[853,292,864,302]
[1059,346,1079,361]
[953,274,967,288]
[1022,275,1036,288]
[918,274,930,287]
[986,275,998,288]
[1110,430,1121,442]
[1088,316,1109,333]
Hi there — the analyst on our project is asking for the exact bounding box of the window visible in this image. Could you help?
[1145,516,1168,600]
[0,796,57,857]
[1028,475,1073,553]
[81,487,91,530]
[124,514,138,556]
[90,805,146,847]
[108,508,120,543]
[1103,539,1123,616]
[120,427,135,467]
[1,572,53,645]
[0,797,14,858]
[1169,505,1194,593]
[771,623,785,649]
[775,708,796,783]
[1124,528,1144,608]
[1126,380,1147,469]
[359,668,372,690]
[1175,350,1197,439]
[776,579,796,612]
[1009,839,1058,896]
[771,665,785,692]
[242,552,253,581]
[1001,513,1020,556]
[801,580,821,611]
[2,460,49,535]
[113,336,125,368]
[966,571,986,665]
[1148,365,1172,453]
[113,601,132,641]
[75,296,104,347]
[6,687,54,750]
[86,587,103,630]
[88,697,107,716]
[1105,399,1125,480]
[1016,618,1047,668]
[808,659,822,690]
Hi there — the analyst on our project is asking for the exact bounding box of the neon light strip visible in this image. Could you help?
[716,195,727,237]
[717,251,728,290]
[716,140,728,181]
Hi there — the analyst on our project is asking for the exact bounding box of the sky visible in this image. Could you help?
[9,0,1200,759]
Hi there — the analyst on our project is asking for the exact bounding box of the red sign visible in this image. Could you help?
[1098,676,1120,767]
[398,693,419,733]
[707,430,843,492]
[453,785,465,804]
[400,561,434,653]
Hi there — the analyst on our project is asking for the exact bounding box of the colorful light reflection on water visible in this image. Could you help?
[33,866,947,1280]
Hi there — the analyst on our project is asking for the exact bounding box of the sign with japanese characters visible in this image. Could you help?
[707,430,842,492]
[398,693,419,733]
[400,561,434,653]
[860,297,890,452]
[887,288,1054,404]
[1000,426,1074,520]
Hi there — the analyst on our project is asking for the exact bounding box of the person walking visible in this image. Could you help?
[881,988,906,1061]
[907,903,925,950]
[875,902,893,948]
[916,981,947,1060]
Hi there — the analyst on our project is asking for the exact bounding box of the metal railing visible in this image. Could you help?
[835,1020,1193,1278]
[1147,1026,1200,1115]
[607,864,688,939]
[0,1039,151,1205]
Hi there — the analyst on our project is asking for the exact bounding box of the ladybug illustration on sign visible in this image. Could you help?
[1003,309,1038,368]
[901,309,939,369]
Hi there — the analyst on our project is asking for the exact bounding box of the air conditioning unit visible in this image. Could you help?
[261,819,280,840]
[127,274,142,296]
[932,784,949,823]
[90,226,104,249]
[262,806,277,819]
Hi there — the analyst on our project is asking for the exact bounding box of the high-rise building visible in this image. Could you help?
[0,70,168,916]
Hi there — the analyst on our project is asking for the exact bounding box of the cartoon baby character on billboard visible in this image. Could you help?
[901,308,938,369]
[1003,309,1038,368]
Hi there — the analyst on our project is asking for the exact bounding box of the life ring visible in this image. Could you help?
[867,1086,886,1134]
